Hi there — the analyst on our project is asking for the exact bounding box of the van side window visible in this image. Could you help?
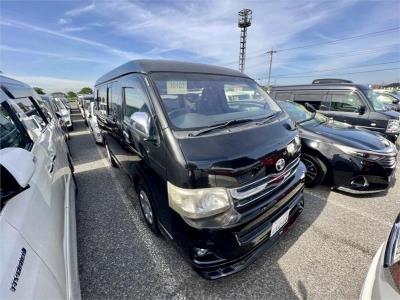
[274,92,292,101]
[107,86,112,115]
[97,85,107,116]
[35,96,53,121]
[293,93,329,110]
[123,79,150,121]
[8,97,47,140]
[330,92,362,113]
[0,104,30,149]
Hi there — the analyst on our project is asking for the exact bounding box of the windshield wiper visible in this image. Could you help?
[189,118,254,137]
[255,112,278,125]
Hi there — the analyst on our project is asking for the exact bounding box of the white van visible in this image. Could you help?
[0,75,80,299]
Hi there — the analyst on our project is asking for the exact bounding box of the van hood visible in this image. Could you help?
[177,115,300,188]
[300,120,391,152]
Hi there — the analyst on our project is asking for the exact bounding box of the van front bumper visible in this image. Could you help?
[172,163,306,279]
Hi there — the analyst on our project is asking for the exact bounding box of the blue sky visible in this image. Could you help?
[0,0,399,92]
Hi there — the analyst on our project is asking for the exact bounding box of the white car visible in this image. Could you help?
[0,75,80,299]
[54,97,73,131]
[360,213,400,299]
[88,102,104,144]
[77,95,94,122]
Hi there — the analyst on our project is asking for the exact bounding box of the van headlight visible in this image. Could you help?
[386,119,400,133]
[167,182,232,219]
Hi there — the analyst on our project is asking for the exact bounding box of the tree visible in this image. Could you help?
[67,91,77,99]
[78,87,93,95]
[34,87,45,95]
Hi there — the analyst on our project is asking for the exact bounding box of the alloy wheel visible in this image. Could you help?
[139,190,153,225]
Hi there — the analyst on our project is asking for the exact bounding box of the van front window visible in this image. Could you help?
[151,73,281,130]
[362,88,386,111]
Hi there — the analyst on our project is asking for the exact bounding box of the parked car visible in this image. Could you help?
[270,79,400,143]
[95,59,306,279]
[0,75,80,299]
[77,94,94,121]
[59,96,71,112]
[278,100,398,193]
[360,213,400,299]
[87,101,104,144]
[373,91,400,112]
[40,95,71,141]
[53,97,73,131]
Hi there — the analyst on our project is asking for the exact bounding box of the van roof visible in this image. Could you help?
[0,74,35,100]
[95,59,248,86]
[271,83,370,91]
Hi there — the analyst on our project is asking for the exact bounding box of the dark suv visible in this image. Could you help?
[270,79,400,143]
[95,59,306,279]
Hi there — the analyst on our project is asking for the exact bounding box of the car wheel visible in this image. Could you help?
[137,181,160,235]
[105,143,118,167]
[301,153,327,187]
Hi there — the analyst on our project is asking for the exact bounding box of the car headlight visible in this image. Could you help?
[167,182,232,219]
[386,119,400,133]
[384,215,400,267]
[333,143,396,160]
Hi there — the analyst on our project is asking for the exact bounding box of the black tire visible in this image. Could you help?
[136,181,160,235]
[301,153,328,187]
[105,143,118,168]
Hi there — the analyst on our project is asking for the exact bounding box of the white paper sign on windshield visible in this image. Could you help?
[167,80,187,94]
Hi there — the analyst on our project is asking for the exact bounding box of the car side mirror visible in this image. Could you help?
[55,111,62,119]
[358,105,366,115]
[393,99,399,104]
[304,102,316,113]
[130,112,151,138]
[0,148,35,202]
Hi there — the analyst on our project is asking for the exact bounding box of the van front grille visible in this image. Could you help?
[229,157,299,208]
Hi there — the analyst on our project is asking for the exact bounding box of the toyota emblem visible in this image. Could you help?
[276,158,285,172]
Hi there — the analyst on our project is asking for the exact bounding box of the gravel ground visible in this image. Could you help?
[68,104,399,300]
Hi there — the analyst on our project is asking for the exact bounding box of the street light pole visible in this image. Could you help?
[266,48,277,87]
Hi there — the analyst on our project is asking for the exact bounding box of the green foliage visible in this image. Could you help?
[67,91,77,100]
[33,87,45,95]
[79,87,93,95]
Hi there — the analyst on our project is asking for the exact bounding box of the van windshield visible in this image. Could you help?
[361,88,386,111]
[151,72,281,130]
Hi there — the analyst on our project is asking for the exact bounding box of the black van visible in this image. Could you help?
[270,79,400,143]
[94,60,306,279]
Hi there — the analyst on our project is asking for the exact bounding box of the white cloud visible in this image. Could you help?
[0,18,142,60]
[60,26,89,33]
[58,18,71,25]
[8,75,93,93]
[65,2,95,17]
[0,45,100,62]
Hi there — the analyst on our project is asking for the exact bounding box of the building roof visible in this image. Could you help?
[95,59,248,85]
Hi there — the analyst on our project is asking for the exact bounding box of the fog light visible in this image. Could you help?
[194,248,209,257]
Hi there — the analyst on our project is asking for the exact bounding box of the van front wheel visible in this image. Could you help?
[137,182,160,235]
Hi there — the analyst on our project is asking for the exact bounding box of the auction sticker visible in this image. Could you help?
[167,80,187,94]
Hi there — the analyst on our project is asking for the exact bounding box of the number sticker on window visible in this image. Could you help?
[167,81,187,94]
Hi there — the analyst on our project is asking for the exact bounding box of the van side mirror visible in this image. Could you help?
[130,112,151,138]
[393,99,399,104]
[55,111,62,119]
[358,105,366,115]
[0,148,35,202]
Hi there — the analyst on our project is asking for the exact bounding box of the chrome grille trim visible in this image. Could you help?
[229,157,300,207]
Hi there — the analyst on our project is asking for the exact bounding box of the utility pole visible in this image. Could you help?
[266,48,277,87]
[238,9,252,73]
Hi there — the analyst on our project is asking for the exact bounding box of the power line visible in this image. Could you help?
[265,67,400,79]
[272,60,400,78]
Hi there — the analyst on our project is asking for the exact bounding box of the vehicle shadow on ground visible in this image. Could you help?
[68,103,329,299]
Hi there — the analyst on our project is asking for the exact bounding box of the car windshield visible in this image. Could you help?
[278,100,327,124]
[151,72,281,130]
[361,88,386,111]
